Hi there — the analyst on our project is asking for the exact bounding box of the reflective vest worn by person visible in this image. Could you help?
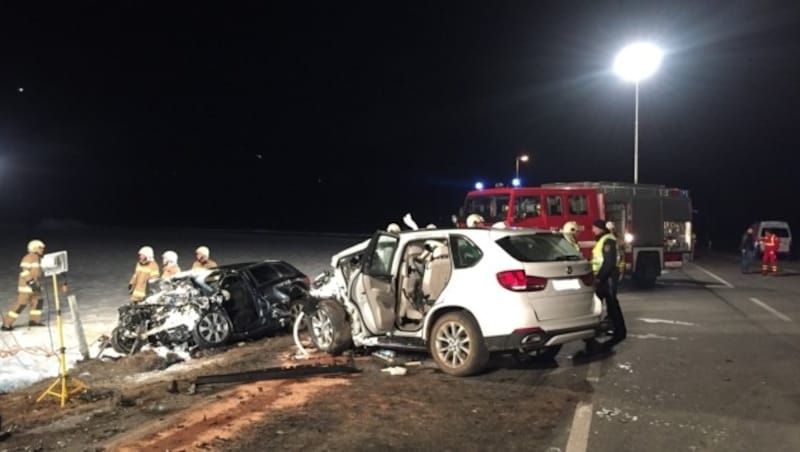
[2,240,47,330]
[592,233,623,276]
[130,246,160,302]
[761,232,780,274]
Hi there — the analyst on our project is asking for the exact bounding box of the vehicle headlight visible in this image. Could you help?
[624,232,634,244]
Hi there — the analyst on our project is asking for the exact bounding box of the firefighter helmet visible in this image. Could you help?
[605,221,617,232]
[195,246,210,258]
[162,250,178,264]
[386,223,401,234]
[138,246,154,261]
[466,214,485,228]
[562,221,578,235]
[426,223,437,229]
[27,239,45,253]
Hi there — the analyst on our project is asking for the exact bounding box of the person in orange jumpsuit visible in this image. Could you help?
[761,231,781,275]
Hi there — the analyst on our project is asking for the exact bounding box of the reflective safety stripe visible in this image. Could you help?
[132,290,146,298]
[29,309,43,316]
[20,270,30,277]
[7,311,19,318]
[21,262,40,268]
[18,286,33,293]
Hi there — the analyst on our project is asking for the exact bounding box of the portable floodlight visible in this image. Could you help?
[41,251,69,277]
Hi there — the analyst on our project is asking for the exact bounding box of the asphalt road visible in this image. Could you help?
[485,253,800,452]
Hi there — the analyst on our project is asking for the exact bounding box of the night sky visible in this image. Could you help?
[2,2,800,248]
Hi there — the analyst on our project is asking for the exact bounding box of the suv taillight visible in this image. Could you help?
[496,270,548,292]
[580,273,594,287]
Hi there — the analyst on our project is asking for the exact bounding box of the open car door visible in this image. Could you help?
[356,232,399,334]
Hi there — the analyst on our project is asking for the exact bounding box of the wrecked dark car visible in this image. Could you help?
[111,260,310,354]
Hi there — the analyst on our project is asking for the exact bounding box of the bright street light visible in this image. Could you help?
[515,154,529,180]
[614,42,662,184]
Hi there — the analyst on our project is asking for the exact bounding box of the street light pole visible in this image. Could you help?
[613,42,662,185]
[515,154,529,180]
[634,81,639,185]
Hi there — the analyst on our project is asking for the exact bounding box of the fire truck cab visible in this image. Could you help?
[456,181,693,288]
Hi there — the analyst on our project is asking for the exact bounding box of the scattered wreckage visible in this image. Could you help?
[112,261,310,354]
[300,216,603,377]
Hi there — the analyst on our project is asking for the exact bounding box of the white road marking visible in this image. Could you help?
[639,318,696,326]
[630,333,679,341]
[565,401,593,452]
[748,297,793,322]
[565,358,601,452]
[691,263,735,288]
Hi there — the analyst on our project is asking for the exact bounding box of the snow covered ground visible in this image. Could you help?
[0,225,366,392]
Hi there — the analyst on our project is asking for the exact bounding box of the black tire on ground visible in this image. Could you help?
[429,311,489,377]
[307,299,352,355]
[192,309,233,349]
[633,275,656,288]
[111,326,137,354]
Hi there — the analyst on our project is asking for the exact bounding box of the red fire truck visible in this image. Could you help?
[456,181,694,287]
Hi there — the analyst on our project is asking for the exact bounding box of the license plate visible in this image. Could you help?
[552,278,580,291]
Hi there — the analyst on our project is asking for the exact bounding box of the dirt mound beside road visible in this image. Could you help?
[0,336,581,452]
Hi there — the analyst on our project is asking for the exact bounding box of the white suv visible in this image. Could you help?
[307,227,603,376]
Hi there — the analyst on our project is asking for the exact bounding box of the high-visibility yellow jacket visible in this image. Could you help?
[18,252,42,294]
[130,261,160,301]
[591,233,622,277]
[162,263,181,279]
[192,259,217,270]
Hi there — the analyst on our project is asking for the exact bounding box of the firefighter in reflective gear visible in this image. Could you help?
[2,240,47,331]
[587,219,626,352]
[561,221,580,252]
[760,232,780,275]
[605,221,627,280]
[192,246,218,270]
[129,246,160,303]
[161,250,181,279]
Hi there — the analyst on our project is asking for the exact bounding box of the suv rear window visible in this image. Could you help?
[762,227,790,238]
[495,234,583,262]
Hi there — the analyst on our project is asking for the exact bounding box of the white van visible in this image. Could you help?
[752,221,792,256]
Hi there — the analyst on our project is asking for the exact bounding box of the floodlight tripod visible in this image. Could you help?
[36,273,88,407]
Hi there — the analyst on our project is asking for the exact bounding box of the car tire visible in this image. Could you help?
[192,309,233,349]
[429,311,489,377]
[111,326,138,354]
[308,299,352,355]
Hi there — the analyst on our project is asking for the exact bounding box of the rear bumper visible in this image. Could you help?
[484,324,599,352]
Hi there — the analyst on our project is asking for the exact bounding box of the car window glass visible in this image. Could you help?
[546,195,563,216]
[450,235,483,268]
[568,195,588,215]
[273,262,298,277]
[366,235,399,276]
[464,195,510,223]
[763,228,790,238]
[496,234,583,262]
[514,196,541,219]
[249,264,281,284]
